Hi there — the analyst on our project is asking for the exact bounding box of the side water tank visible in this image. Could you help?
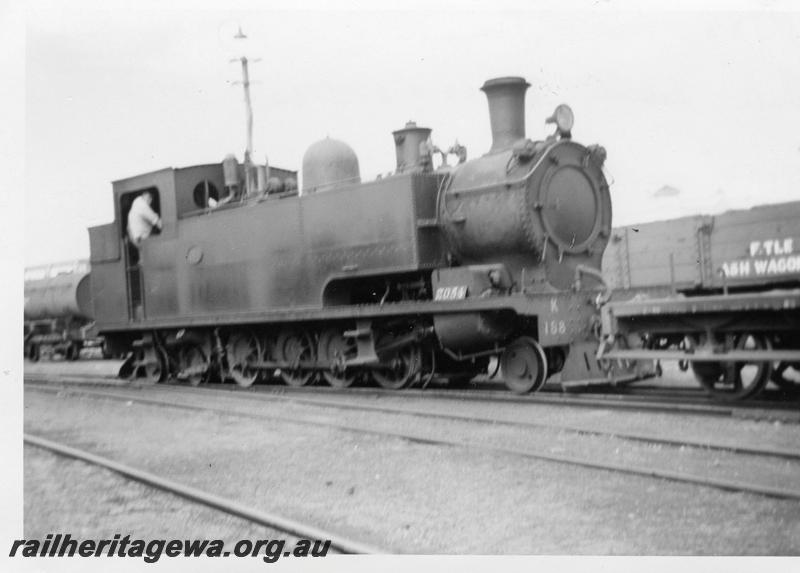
[301,137,360,194]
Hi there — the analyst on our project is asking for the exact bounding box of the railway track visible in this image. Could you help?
[568,382,800,404]
[24,433,388,555]
[267,381,800,420]
[24,372,800,423]
[26,379,800,501]
[194,385,800,460]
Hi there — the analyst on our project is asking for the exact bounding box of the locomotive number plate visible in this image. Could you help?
[435,286,468,301]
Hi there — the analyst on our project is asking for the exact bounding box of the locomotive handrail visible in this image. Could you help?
[434,170,455,224]
[436,141,558,225]
[573,264,612,304]
[301,173,362,195]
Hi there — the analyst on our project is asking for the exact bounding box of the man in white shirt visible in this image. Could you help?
[127,191,162,245]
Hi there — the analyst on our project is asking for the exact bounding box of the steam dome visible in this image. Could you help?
[301,137,361,194]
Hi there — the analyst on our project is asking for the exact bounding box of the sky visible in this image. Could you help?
[19,1,800,267]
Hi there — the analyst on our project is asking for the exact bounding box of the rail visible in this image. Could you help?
[25,433,388,555]
[26,382,800,501]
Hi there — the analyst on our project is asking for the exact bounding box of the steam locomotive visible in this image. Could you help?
[88,76,624,392]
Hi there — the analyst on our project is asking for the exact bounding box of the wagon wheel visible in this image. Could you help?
[771,362,800,392]
[123,346,165,384]
[118,351,137,380]
[371,335,421,390]
[318,327,358,388]
[143,348,167,384]
[178,344,208,387]
[27,343,40,363]
[677,336,693,372]
[275,329,317,387]
[691,333,730,394]
[227,331,262,388]
[500,336,548,394]
[694,333,772,401]
[487,355,501,379]
[690,361,724,386]
[65,342,81,361]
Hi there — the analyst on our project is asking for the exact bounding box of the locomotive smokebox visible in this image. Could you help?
[392,121,432,173]
[481,76,530,153]
[440,77,612,290]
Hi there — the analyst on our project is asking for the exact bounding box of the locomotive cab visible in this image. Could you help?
[90,159,300,325]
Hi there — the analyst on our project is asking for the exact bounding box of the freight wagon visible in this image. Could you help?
[600,201,800,399]
[24,260,105,360]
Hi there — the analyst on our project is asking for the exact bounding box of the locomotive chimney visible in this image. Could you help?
[481,76,530,153]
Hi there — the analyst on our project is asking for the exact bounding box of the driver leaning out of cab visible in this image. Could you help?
[127,190,162,245]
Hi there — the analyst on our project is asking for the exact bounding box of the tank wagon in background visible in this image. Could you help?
[600,201,800,399]
[88,76,631,393]
[24,260,106,361]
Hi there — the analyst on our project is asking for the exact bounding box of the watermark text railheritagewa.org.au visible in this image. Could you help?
[9,533,331,563]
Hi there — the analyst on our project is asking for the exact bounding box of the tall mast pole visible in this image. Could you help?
[233,26,255,194]
[240,60,253,157]
[234,26,253,158]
